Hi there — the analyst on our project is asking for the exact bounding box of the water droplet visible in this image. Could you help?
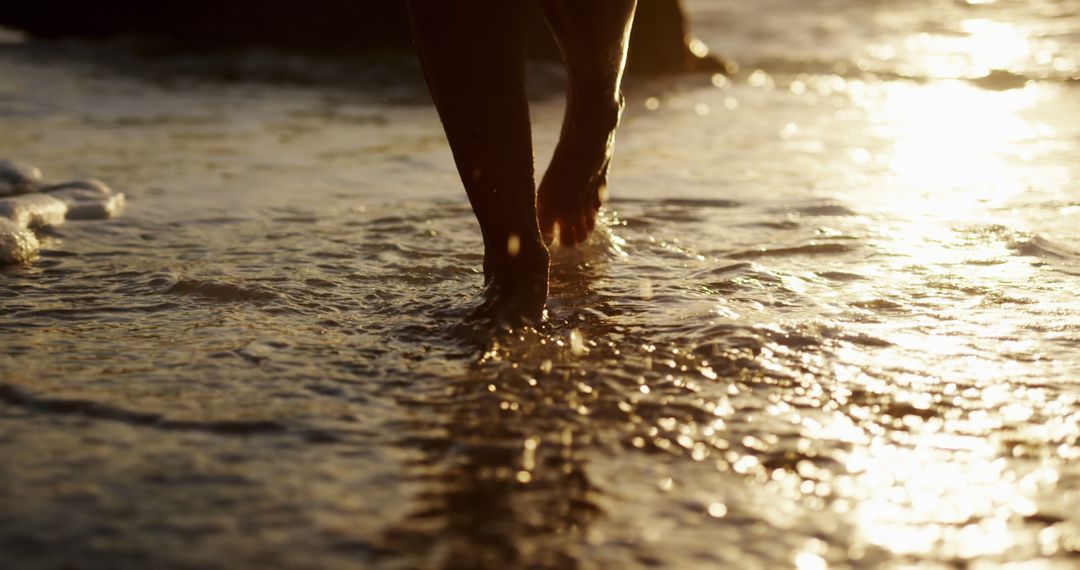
[707,502,728,518]
[570,329,588,356]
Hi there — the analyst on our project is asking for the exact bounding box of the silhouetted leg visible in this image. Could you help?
[537,0,637,247]
[408,0,548,321]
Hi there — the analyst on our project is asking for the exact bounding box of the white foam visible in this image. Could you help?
[0,158,43,196]
[44,179,126,220]
[0,193,68,229]
[0,217,40,264]
[0,160,130,265]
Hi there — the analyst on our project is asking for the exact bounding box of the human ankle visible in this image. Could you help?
[566,91,624,135]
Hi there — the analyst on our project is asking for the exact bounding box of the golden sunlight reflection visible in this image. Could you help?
[855,81,1054,218]
[843,436,1067,559]
[875,18,1036,80]
[957,19,1031,72]
[791,12,1080,562]
[915,19,1028,77]
[837,78,1062,291]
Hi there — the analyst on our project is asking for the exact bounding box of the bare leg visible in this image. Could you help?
[408,0,548,321]
[537,0,637,247]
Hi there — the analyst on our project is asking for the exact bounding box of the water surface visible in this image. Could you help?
[2,1,1080,568]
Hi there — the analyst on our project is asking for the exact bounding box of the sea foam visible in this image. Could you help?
[0,159,125,265]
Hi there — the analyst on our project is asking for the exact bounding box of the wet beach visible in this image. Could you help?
[2,0,1080,568]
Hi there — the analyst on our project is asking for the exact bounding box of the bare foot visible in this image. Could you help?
[538,96,623,247]
[474,234,550,324]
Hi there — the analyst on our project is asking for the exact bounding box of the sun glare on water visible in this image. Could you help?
[807,14,1078,562]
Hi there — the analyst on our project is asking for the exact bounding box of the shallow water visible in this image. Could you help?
[2,0,1080,568]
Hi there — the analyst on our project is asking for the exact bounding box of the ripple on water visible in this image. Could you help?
[163,277,281,302]
[3,0,1080,563]
[1,200,1079,568]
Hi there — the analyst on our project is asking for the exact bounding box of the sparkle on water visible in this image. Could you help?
[2,0,1080,568]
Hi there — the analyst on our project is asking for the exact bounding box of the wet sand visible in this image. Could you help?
[2,0,1080,568]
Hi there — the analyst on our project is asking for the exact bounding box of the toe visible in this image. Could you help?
[575,216,589,244]
[539,214,556,245]
[573,216,589,245]
[562,218,581,247]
